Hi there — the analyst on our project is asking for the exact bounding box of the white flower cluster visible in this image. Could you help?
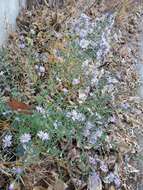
[37,131,49,141]
[72,13,115,61]
[82,59,91,73]
[79,39,90,49]
[72,78,80,85]
[36,106,47,117]
[2,130,50,149]
[96,15,115,61]
[35,65,46,76]
[75,14,92,49]
[20,133,31,144]
[67,110,85,122]
[19,131,50,144]
[53,120,62,129]
[62,88,68,94]
[89,129,103,145]
[104,172,121,188]
[83,121,95,137]
[81,59,104,89]
[2,135,12,148]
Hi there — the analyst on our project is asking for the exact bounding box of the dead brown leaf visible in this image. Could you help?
[47,185,53,190]
[54,179,67,190]
[68,148,80,161]
[108,185,116,190]
[33,186,47,190]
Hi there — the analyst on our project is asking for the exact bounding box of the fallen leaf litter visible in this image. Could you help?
[0,1,143,189]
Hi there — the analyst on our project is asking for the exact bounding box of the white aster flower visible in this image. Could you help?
[20,133,31,144]
[56,77,62,82]
[91,76,98,86]
[39,66,45,73]
[37,131,49,141]
[83,121,95,137]
[89,135,97,145]
[62,88,68,94]
[30,29,36,35]
[82,59,90,69]
[79,29,88,38]
[36,106,46,114]
[35,65,45,76]
[53,120,58,129]
[105,172,115,183]
[68,110,86,122]
[100,162,108,172]
[8,183,15,190]
[83,128,90,137]
[86,121,95,129]
[89,156,97,165]
[2,135,12,148]
[53,120,62,129]
[72,78,80,85]
[80,13,90,20]
[95,129,103,138]
[79,39,90,49]
[75,113,85,121]
[71,110,79,121]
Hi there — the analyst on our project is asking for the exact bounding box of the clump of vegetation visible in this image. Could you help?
[0,5,115,189]
[0,0,142,189]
